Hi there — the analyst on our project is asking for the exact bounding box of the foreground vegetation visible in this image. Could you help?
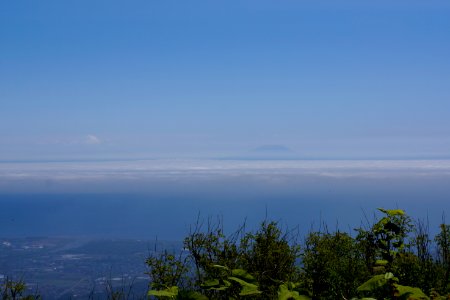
[2,208,450,299]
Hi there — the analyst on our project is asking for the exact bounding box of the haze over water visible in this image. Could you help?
[1,159,450,240]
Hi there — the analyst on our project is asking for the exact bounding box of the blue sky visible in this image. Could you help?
[1,1,450,160]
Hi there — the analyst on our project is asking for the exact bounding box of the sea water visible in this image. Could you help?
[1,159,450,240]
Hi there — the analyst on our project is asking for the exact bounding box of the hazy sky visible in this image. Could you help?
[1,1,450,160]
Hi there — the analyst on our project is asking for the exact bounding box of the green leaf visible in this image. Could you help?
[357,274,388,292]
[212,264,230,271]
[394,284,429,300]
[201,279,220,288]
[239,287,262,296]
[227,276,261,296]
[178,291,209,300]
[278,283,310,300]
[148,286,179,297]
[228,276,256,288]
[377,208,405,216]
[231,269,256,282]
[384,272,395,280]
[211,286,229,291]
[375,259,388,266]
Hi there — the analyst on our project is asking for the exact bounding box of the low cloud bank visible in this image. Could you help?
[1,159,450,194]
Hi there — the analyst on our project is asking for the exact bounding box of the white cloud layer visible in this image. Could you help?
[1,159,450,181]
[1,159,450,194]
